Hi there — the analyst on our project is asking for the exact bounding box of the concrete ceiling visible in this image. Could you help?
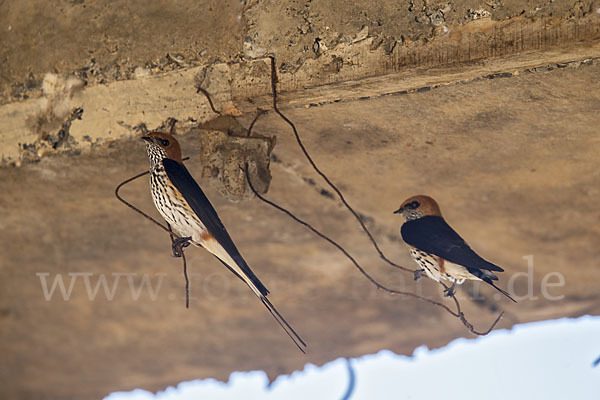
[1,1,600,399]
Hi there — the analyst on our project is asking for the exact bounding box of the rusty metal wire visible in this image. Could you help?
[116,57,504,335]
[240,56,503,335]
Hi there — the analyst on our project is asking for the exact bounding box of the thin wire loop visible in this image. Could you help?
[115,157,191,308]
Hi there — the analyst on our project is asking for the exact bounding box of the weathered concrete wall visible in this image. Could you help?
[3,0,600,104]
[1,1,600,399]
[2,1,600,168]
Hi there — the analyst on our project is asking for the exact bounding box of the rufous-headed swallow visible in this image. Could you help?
[142,132,306,351]
[394,195,515,302]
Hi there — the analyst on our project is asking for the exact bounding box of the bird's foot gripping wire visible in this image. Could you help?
[413,269,425,281]
[443,282,457,298]
[171,236,192,258]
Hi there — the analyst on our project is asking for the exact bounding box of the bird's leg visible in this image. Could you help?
[444,282,457,298]
[171,236,192,258]
[413,269,425,281]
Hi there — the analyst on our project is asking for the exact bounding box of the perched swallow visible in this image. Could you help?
[394,195,515,302]
[141,132,306,351]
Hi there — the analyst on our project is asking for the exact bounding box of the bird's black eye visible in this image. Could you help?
[410,201,420,209]
[158,138,170,147]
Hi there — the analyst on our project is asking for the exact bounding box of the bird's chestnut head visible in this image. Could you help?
[394,195,442,221]
[141,132,183,169]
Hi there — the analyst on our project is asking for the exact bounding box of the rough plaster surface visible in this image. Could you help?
[1,61,599,400]
[1,2,600,167]
[1,1,600,399]
[2,40,600,169]
[2,0,600,104]
[0,0,246,102]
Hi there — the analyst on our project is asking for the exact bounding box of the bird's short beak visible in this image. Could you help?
[141,136,153,143]
[393,207,404,215]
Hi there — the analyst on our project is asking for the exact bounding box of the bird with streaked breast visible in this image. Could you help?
[141,132,307,352]
[394,195,516,302]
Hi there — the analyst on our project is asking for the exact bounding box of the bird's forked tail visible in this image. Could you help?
[212,255,307,352]
[489,281,517,303]
[259,295,307,353]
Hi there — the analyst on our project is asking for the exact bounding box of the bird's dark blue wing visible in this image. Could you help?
[401,215,504,275]
[162,158,269,296]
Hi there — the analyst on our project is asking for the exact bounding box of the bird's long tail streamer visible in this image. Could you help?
[213,256,307,352]
[260,296,307,353]
[490,282,517,303]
